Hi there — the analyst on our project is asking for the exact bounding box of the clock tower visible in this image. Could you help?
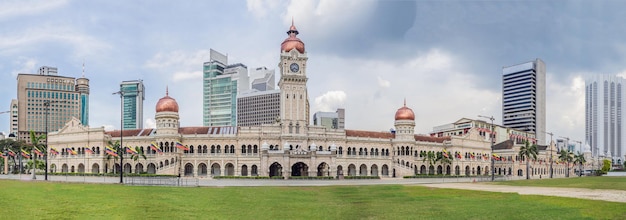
[278,21,309,134]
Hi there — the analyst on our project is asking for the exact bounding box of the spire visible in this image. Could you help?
[403,98,406,107]
[82,59,85,78]
[291,17,294,27]
[166,86,169,96]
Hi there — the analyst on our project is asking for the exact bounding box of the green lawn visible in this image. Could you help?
[493,176,626,191]
[0,180,624,219]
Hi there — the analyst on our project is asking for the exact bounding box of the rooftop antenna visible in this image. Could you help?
[82,59,85,78]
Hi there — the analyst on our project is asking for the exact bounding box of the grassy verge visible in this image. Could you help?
[0,180,624,219]
[492,176,626,191]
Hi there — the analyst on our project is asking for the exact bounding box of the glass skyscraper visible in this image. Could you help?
[120,80,145,129]
[203,49,249,126]
[502,59,546,145]
[585,75,625,163]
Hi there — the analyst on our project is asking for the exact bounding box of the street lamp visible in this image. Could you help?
[43,100,65,181]
[113,91,124,184]
[545,132,554,178]
[478,115,495,181]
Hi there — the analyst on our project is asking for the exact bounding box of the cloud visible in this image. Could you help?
[11,57,37,77]
[0,0,68,20]
[377,76,390,88]
[173,71,202,82]
[103,124,115,131]
[144,50,211,81]
[314,91,346,112]
[246,0,283,18]
[144,118,156,129]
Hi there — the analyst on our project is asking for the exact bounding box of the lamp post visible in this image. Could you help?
[545,132,554,178]
[113,91,125,184]
[478,115,495,181]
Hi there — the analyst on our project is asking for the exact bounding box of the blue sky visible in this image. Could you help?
[2,0,625,145]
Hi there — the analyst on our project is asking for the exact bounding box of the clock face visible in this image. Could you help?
[290,63,299,73]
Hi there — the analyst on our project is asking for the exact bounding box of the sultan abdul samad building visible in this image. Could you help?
[45,23,583,179]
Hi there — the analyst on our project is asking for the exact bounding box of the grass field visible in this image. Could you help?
[493,176,626,191]
[1,180,625,219]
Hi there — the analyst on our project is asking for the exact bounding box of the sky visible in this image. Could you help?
[2,0,626,146]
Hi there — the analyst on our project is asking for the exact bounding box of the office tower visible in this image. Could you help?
[16,66,89,143]
[502,59,546,144]
[585,75,625,163]
[9,99,18,136]
[203,49,250,126]
[250,67,275,91]
[120,80,145,129]
[313,108,345,129]
[237,89,281,127]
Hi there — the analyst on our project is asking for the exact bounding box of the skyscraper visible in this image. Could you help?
[250,67,275,91]
[202,49,250,126]
[313,108,345,130]
[502,59,546,144]
[120,80,145,129]
[585,75,625,163]
[16,66,89,143]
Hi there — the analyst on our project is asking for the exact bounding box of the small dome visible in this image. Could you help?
[395,100,415,121]
[156,87,179,113]
[281,20,305,53]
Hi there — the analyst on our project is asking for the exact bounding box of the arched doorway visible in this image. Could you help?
[429,165,435,175]
[420,165,426,174]
[371,164,379,176]
[251,165,258,176]
[198,163,208,177]
[317,162,329,176]
[241,165,248,176]
[359,164,367,176]
[381,165,389,176]
[78,164,85,173]
[50,164,57,173]
[270,162,282,177]
[465,165,470,176]
[114,163,121,173]
[91,163,99,174]
[446,165,451,175]
[347,164,356,176]
[124,163,132,173]
[477,166,482,175]
[336,165,343,177]
[455,165,460,175]
[291,162,308,176]
[211,163,221,176]
[147,163,156,174]
[135,164,144,174]
[225,163,235,176]
[184,163,194,176]
[437,165,443,175]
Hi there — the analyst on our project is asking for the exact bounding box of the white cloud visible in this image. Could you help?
[377,76,390,88]
[144,118,156,129]
[144,50,211,81]
[545,74,586,142]
[314,91,346,112]
[103,124,115,131]
[0,0,68,20]
[173,71,202,82]
[11,57,37,77]
[246,0,283,18]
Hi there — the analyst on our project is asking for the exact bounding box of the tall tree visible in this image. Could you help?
[573,152,586,177]
[558,149,574,177]
[436,149,453,175]
[422,151,437,175]
[518,141,538,180]
[29,130,47,179]
[105,140,121,174]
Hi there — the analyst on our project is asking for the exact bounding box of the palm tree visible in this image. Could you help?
[558,149,574,177]
[573,151,586,177]
[518,140,538,180]
[422,151,437,175]
[0,139,26,174]
[128,146,147,162]
[105,140,121,174]
[436,149,453,176]
[29,130,47,179]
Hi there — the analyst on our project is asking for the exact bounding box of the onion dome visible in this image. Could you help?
[156,87,179,113]
[280,19,305,53]
[395,99,415,121]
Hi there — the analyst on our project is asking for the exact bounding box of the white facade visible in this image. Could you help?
[585,74,626,163]
[502,59,546,145]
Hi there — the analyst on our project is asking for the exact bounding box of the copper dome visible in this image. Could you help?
[156,88,179,113]
[281,20,305,53]
[395,100,415,121]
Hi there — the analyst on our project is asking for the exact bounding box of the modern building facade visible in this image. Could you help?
[120,80,145,129]
[9,99,18,136]
[313,108,345,130]
[43,23,587,180]
[250,67,275,91]
[237,89,280,127]
[16,67,89,143]
[203,49,250,126]
[502,59,546,145]
[585,74,626,164]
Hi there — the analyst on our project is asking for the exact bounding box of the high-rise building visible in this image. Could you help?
[237,89,280,127]
[16,66,89,143]
[313,108,345,130]
[502,59,546,145]
[120,80,145,129]
[203,49,250,126]
[250,67,275,91]
[585,75,625,163]
[9,99,18,136]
